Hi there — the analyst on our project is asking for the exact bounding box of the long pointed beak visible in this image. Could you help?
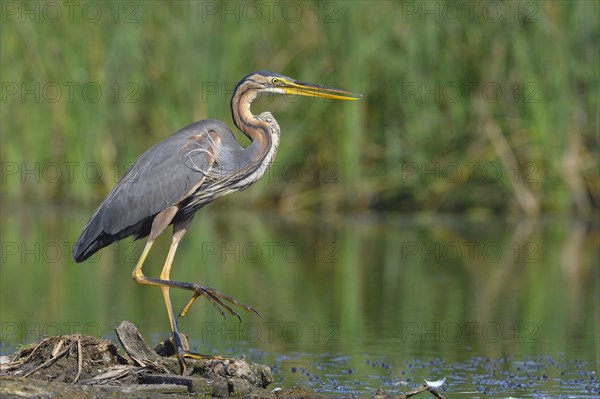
[283,80,362,101]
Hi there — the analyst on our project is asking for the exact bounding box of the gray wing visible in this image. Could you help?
[73,120,226,262]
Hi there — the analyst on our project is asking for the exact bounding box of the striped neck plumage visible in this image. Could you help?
[228,80,281,186]
[231,82,273,142]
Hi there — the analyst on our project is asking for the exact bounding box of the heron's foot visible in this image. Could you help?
[176,352,190,375]
[183,351,227,361]
[175,350,226,375]
[178,284,259,321]
[169,330,191,375]
[161,333,227,374]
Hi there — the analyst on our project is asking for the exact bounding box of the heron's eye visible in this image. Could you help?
[272,78,280,85]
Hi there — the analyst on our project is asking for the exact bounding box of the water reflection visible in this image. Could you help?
[1,204,598,396]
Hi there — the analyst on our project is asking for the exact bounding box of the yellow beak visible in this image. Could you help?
[283,80,363,101]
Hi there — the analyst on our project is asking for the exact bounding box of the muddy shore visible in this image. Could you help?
[0,321,445,399]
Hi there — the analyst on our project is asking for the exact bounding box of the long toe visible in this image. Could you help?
[183,351,227,361]
[188,284,258,319]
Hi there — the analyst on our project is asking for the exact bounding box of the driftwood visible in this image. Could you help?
[0,321,446,398]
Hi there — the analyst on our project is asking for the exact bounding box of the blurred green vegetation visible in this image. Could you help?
[1,0,598,215]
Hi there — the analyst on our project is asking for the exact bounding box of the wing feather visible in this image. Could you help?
[72,120,226,262]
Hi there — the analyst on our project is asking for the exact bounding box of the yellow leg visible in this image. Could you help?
[131,218,193,373]
[132,238,189,374]
[131,240,154,281]
[130,209,257,374]
[131,236,257,323]
[159,228,187,335]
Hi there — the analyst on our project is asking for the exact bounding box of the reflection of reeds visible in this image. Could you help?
[1,1,597,215]
[2,207,597,369]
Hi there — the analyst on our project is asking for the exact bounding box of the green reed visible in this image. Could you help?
[1,1,597,215]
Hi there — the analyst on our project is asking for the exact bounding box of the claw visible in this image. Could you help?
[177,284,258,321]
[199,288,227,318]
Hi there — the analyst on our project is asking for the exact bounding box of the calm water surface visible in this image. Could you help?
[1,204,598,397]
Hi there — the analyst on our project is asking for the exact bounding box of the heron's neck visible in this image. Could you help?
[230,87,280,165]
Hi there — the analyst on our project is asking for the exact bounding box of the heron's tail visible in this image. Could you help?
[72,207,151,262]
[72,209,116,262]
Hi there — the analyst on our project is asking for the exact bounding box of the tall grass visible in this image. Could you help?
[1,1,597,215]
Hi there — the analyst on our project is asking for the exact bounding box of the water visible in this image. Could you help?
[1,204,598,397]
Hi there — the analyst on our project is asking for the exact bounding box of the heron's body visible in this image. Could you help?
[72,71,360,374]
[73,116,279,262]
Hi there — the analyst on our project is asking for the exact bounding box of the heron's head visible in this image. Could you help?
[236,71,363,101]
